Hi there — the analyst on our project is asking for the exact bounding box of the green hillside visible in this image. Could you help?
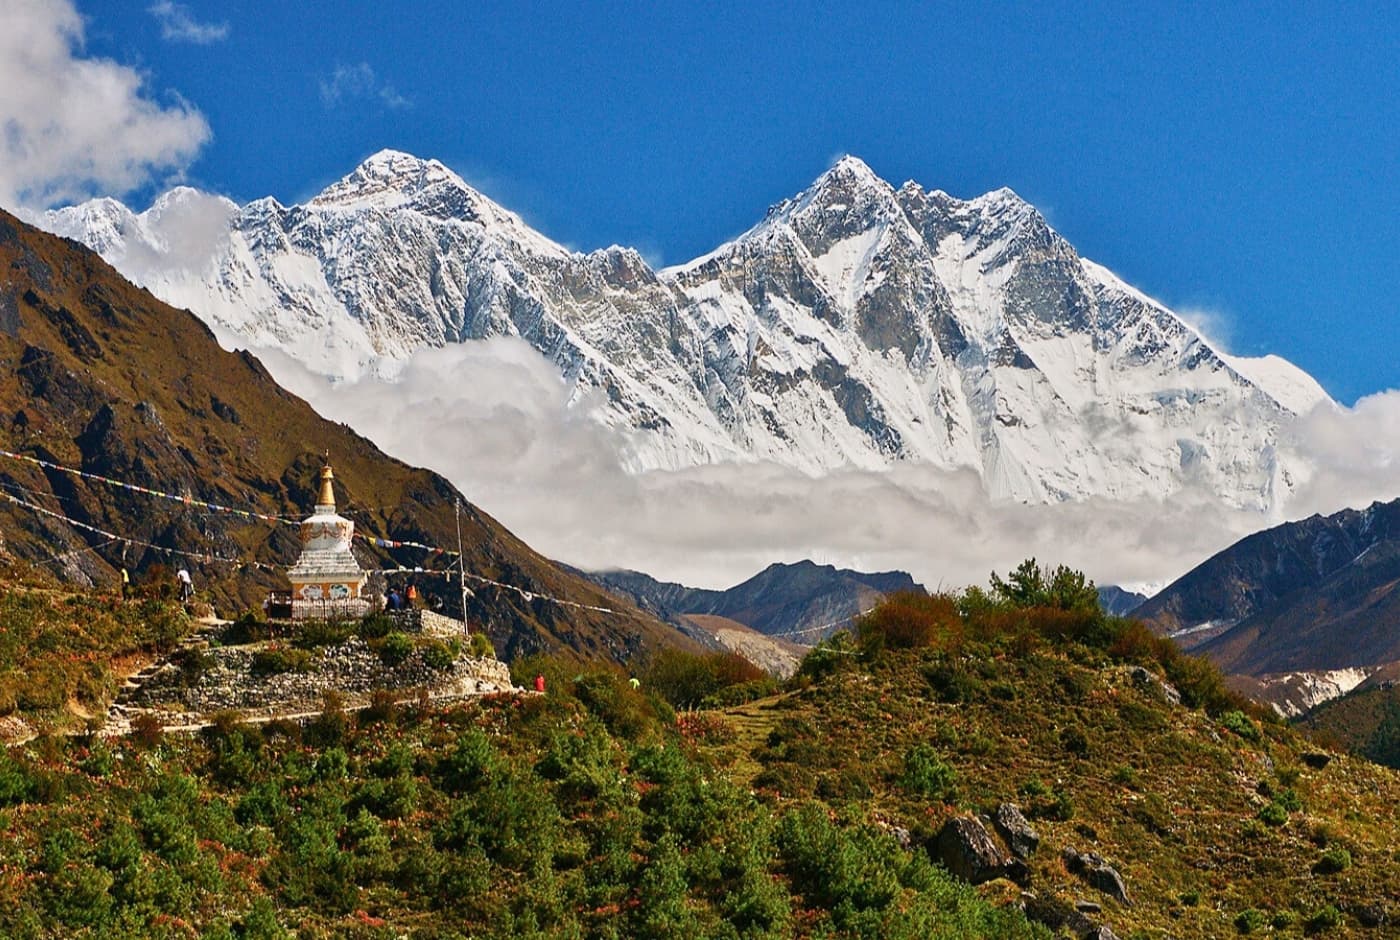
[1,562,1396,937]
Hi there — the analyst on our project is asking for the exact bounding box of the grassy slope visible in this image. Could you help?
[0,563,190,735]
[3,590,1398,936]
[0,673,1046,939]
[700,643,1400,937]
[1301,681,1400,771]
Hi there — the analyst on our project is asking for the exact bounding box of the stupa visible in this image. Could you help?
[286,463,369,619]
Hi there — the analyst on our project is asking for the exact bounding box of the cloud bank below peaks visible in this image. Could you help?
[252,337,1379,594]
[0,0,210,209]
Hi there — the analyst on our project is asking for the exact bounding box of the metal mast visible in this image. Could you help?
[455,497,470,636]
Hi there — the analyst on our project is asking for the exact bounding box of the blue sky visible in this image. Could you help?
[16,1,1400,401]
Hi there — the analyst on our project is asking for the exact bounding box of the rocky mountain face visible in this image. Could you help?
[586,559,925,641]
[1136,498,1400,710]
[1097,585,1149,616]
[37,151,1329,509]
[0,209,689,663]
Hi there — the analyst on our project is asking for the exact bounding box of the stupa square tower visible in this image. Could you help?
[287,464,369,620]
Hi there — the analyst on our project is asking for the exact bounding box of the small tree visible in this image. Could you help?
[988,558,1100,612]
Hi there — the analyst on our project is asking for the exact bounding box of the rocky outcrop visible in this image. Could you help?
[1062,847,1131,906]
[933,815,1028,886]
[993,802,1040,859]
[1130,666,1181,707]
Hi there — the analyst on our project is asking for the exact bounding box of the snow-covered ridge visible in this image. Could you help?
[35,151,1333,509]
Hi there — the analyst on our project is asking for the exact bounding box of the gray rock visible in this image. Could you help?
[1352,904,1388,928]
[1062,847,1132,906]
[994,802,1040,858]
[934,816,1014,885]
[1130,665,1181,706]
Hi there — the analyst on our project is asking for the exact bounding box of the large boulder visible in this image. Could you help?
[934,816,1026,885]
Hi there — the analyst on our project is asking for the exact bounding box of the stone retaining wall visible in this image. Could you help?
[131,638,514,716]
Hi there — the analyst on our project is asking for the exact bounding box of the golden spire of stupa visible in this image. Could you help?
[317,463,336,510]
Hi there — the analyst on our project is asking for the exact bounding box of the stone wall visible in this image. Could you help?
[130,637,514,719]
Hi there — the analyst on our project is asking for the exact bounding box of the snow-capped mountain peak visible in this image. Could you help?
[309,148,462,209]
[37,153,1334,510]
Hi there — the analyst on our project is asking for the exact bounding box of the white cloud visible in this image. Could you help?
[253,338,1276,593]
[1278,391,1400,519]
[0,0,211,209]
[147,1,228,44]
[319,63,410,110]
[1175,305,1236,352]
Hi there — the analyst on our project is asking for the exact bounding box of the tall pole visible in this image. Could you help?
[455,497,470,637]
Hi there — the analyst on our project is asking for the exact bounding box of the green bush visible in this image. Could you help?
[0,751,37,806]
[1257,802,1289,827]
[899,744,957,800]
[293,618,355,649]
[1234,908,1266,933]
[1220,710,1261,742]
[358,612,395,639]
[224,610,271,644]
[1313,847,1352,875]
[420,640,456,671]
[796,631,859,681]
[250,646,313,676]
[467,630,496,659]
[643,649,767,709]
[1306,903,1342,931]
[377,632,414,668]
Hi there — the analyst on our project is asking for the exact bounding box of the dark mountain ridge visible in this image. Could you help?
[586,559,925,641]
[1136,497,1400,676]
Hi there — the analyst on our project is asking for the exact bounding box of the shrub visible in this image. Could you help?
[796,631,859,681]
[376,631,414,667]
[573,670,661,739]
[224,610,271,644]
[753,763,816,798]
[467,630,495,659]
[1257,802,1288,827]
[0,751,37,805]
[1313,847,1352,875]
[700,676,781,708]
[293,618,355,649]
[1306,904,1342,932]
[1234,908,1266,933]
[250,646,313,676]
[644,649,767,709]
[1220,710,1261,742]
[173,646,214,686]
[1060,724,1090,756]
[359,689,399,726]
[130,712,164,747]
[1111,764,1141,788]
[358,612,395,639]
[856,592,962,653]
[923,658,986,703]
[899,744,957,800]
[420,640,456,671]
